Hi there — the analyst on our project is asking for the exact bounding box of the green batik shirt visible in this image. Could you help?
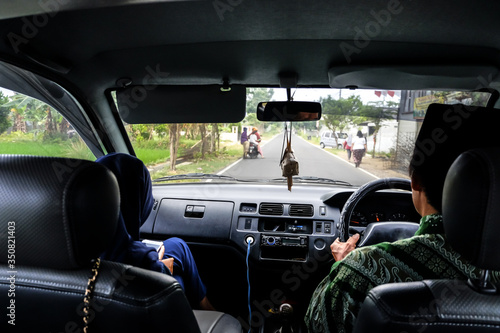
[304,214,500,333]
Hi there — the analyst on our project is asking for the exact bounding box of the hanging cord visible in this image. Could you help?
[83,258,101,333]
[280,86,295,165]
[280,122,293,165]
[246,240,252,333]
[279,122,288,166]
[288,122,292,150]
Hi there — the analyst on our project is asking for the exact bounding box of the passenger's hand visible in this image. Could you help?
[330,233,360,261]
[157,245,174,274]
[158,244,165,260]
[161,258,174,274]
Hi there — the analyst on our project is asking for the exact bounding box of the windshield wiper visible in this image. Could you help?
[153,173,247,183]
[267,176,352,186]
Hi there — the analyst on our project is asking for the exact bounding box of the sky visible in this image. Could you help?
[271,88,401,105]
[1,85,401,109]
[0,87,14,96]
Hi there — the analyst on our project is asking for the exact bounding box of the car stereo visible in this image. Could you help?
[261,234,307,247]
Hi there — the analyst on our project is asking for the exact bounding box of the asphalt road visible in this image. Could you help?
[220,133,378,186]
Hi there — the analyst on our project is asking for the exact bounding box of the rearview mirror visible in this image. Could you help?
[257,101,322,121]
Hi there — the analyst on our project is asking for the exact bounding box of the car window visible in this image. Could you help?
[0,87,94,160]
[115,88,491,186]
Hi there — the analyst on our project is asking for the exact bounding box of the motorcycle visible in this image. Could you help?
[247,142,259,159]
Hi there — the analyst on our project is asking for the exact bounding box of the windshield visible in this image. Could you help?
[118,88,491,186]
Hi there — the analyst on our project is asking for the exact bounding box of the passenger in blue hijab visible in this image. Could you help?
[97,153,214,310]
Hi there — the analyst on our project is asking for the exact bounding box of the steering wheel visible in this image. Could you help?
[339,178,419,246]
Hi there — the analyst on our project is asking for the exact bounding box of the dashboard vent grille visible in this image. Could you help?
[289,204,314,217]
[259,203,284,216]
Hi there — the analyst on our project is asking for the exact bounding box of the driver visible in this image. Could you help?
[305,104,500,333]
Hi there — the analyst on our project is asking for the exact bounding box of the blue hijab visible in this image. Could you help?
[97,153,163,272]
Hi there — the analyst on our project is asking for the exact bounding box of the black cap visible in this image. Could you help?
[410,103,500,212]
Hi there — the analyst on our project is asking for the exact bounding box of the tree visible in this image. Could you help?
[168,124,179,171]
[4,94,30,133]
[4,93,64,139]
[45,105,57,135]
[0,91,12,135]
[320,95,363,147]
[182,124,198,140]
[246,88,273,114]
[243,112,257,125]
[210,123,219,152]
[242,112,265,136]
[356,101,398,157]
[470,91,490,106]
[199,123,208,158]
[301,120,319,132]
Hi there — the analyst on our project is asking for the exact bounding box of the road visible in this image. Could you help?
[219,133,377,186]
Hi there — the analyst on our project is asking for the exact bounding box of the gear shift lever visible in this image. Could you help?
[276,303,293,333]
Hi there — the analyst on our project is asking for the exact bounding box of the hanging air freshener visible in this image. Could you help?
[280,123,299,191]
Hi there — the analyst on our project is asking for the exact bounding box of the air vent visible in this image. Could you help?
[259,203,284,216]
[289,204,314,217]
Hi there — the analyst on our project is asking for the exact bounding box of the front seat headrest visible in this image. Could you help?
[0,155,120,269]
[410,103,500,213]
[443,148,500,271]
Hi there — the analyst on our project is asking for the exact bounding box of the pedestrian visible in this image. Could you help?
[343,133,353,161]
[352,130,367,168]
[241,127,249,158]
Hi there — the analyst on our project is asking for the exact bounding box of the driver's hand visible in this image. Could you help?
[330,233,360,261]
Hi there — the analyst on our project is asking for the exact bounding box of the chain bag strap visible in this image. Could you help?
[82,258,101,333]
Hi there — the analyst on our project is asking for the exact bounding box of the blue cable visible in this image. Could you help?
[246,240,252,333]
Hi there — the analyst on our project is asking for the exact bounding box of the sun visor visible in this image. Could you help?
[116,85,246,123]
[328,65,498,90]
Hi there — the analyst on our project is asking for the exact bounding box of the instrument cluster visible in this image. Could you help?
[350,210,412,227]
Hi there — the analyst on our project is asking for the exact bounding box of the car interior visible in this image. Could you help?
[0,1,499,332]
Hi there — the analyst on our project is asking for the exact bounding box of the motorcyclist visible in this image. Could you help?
[248,130,259,158]
[250,127,264,158]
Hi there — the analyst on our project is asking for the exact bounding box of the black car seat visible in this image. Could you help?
[353,148,500,333]
[0,155,241,332]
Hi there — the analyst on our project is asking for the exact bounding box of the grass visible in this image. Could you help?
[0,140,64,155]
[297,132,321,145]
[308,136,321,145]
[150,142,242,181]
[325,147,341,154]
[0,138,94,160]
[135,148,170,166]
[1,132,244,181]
[133,138,203,166]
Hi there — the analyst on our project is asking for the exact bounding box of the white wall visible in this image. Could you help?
[366,120,399,153]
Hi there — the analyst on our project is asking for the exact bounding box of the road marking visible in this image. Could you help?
[296,135,380,180]
[216,158,243,175]
[215,132,379,180]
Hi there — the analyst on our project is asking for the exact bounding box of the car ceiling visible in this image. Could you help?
[1,0,500,98]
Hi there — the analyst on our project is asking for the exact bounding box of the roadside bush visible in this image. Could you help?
[0,131,35,141]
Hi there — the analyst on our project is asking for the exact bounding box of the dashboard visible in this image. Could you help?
[139,182,419,322]
[141,182,419,264]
